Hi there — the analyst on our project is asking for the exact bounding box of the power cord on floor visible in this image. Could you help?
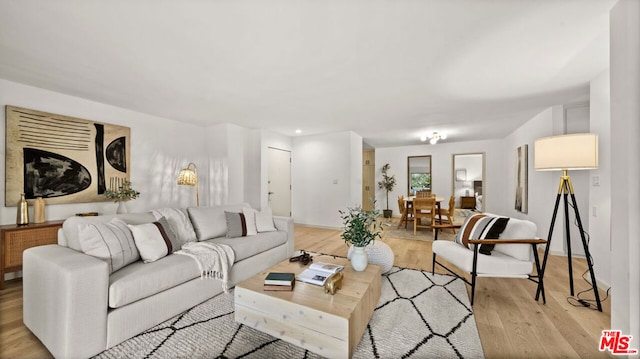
[564,202,609,311]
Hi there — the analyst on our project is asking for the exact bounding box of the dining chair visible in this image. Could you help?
[413,197,436,235]
[438,196,457,233]
[397,195,413,229]
[416,190,432,198]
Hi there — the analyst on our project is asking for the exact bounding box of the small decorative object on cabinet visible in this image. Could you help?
[1,220,63,289]
[34,197,46,223]
[16,193,29,225]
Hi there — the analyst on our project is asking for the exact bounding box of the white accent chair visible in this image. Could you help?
[431,216,547,305]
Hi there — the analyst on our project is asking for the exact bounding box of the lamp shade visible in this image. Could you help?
[534,133,598,171]
[177,162,199,206]
[177,169,197,185]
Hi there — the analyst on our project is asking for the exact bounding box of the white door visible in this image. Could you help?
[268,148,291,217]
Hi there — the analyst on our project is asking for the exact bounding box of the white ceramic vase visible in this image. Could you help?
[116,201,128,214]
[350,246,368,272]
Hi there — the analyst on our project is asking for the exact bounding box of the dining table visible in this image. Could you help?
[398,196,444,229]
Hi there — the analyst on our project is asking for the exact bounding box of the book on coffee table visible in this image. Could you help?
[263,283,294,291]
[297,262,344,286]
[264,272,295,286]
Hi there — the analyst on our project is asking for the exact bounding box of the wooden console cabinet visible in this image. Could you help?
[1,220,63,289]
[460,196,476,209]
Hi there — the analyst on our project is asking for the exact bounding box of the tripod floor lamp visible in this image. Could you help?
[534,133,602,311]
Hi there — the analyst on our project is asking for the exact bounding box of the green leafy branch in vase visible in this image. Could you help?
[339,205,382,247]
[104,180,140,202]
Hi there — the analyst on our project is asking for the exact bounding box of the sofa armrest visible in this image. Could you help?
[23,245,109,359]
[273,216,295,257]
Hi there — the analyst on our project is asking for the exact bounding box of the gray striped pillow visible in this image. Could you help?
[79,218,140,273]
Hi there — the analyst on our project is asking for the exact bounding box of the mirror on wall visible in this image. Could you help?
[452,153,485,211]
[407,155,432,196]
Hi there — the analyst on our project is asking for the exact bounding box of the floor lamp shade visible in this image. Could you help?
[534,133,598,171]
[177,162,199,206]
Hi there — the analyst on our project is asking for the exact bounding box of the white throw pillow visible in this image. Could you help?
[242,208,258,236]
[79,218,140,273]
[255,207,277,232]
[128,217,182,263]
[152,208,197,243]
[187,204,248,240]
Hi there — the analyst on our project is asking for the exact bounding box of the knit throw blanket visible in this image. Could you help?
[176,242,235,292]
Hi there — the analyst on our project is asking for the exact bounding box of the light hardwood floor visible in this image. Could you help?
[0,224,612,358]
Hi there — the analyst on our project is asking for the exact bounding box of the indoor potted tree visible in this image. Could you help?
[377,163,396,218]
[339,205,382,271]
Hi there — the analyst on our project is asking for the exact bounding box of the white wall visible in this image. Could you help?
[204,124,230,206]
[505,107,566,250]
[0,79,207,224]
[610,0,639,349]
[589,70,611,287]
[292,131,362,228]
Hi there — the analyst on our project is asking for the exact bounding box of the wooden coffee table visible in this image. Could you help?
[235,257,381,358]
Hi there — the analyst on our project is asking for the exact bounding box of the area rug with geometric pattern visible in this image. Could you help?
[96,260,484,359]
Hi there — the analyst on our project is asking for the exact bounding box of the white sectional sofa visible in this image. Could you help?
[23,203,294,359]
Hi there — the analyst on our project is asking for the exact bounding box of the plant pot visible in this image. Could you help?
[350,246,368,271]
[383,209,393,218]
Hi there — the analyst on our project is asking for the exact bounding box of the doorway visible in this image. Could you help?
[452,153,485,211]
[267,147,291,217]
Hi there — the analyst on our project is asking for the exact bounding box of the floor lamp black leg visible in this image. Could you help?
[569,193,603,312]
[537,193,562,300]
[563,192,575,295]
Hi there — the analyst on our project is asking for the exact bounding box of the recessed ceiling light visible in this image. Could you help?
[295,129,302,134]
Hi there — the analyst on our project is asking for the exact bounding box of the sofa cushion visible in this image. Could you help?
[128,218,182,263]
[255,207,277,232]
[188,204,250,240]
[151,208,197,243]
[108,253,200,308]
[63,213,156,251]
[79,218,140,273]
[225,211,248,238]
[108,230,287,308]
[205,230,287,262]
[242,207,258,236]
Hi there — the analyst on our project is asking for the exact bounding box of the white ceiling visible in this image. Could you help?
[0,0,616,147]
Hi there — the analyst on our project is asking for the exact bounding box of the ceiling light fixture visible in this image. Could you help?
[423,132,446,144]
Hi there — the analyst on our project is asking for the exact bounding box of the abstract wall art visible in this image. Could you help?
[514,144,528,213]
[5,106,131,205]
